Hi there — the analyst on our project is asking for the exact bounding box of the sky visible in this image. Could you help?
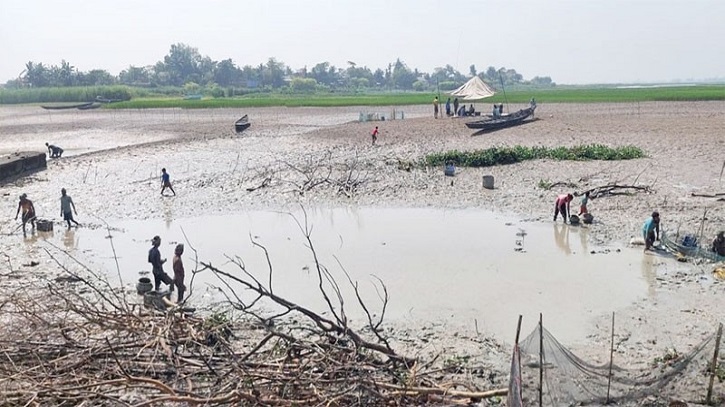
[1,0,724,85]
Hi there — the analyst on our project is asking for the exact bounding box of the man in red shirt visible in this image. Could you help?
[371,126,379,146]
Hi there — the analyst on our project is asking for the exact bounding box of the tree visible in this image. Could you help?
[391,59,416,90]
[469,64,477,77]
[79,69,115,86]
[290,77,317,93]
[373,69,385,87]
[530,76,555,87]
[162,43,203,86]
[214,59,240,87]
[310,62,332,86]
[119,65,151,85]
[261,58,286,88]
[24,61,50,87]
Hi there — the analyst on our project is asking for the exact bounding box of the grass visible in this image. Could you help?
[0,86,133,104]
[424,145,645,167]
[2,84,724,107]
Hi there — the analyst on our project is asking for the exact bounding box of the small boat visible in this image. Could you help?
[466,106,537,132]
[234,114,251,133]
[77,103,102,110]
[41,102,94,110]
[95,96,126,103]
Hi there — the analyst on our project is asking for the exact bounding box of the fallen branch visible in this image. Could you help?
[691,192,725,198]
[580,183,653,198]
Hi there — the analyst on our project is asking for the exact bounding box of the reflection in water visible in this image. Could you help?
[553,223,571,255]
[163,201,174,230]
[572,226,589,254]
[640,254,657,299]
[63,229,77,250]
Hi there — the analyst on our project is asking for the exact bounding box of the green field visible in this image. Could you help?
[99,85,725,108]
[1,84,724,108]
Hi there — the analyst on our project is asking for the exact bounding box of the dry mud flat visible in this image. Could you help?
[1,102,725,404]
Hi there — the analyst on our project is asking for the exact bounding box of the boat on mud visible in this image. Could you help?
[234,115,251,133]
[661,231,725,262]
[41,102,95,110]
[466,106,536,132]
[77,103,102,110]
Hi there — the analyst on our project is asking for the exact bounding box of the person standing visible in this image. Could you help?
[161,168,176,196]
[578,191,591,216]
[642,211,660,252]
[60,188,80,229]
[433,96,439,119]
[553,193,573,223]
[148,236,174,292]
[15,193,36,234]
[172,244,186,304]
[453,98,459,117]
[445,98,451,117]
[371,126,379,146]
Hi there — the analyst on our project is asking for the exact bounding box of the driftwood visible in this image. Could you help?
[691,192,725,198]
[245,176,271,192]
[580,183,653,198]
[0,212,507,406]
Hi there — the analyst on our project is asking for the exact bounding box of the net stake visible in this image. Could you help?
[706,323,723,405]
[606,312,615,404]
[539,313,543,407]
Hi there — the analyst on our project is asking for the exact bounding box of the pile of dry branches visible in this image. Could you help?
[0,214,506,406]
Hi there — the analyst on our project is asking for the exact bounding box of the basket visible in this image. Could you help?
[37,219,53,232]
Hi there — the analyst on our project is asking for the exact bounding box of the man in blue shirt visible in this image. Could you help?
[161,168,176,196]
[642,211,660,252]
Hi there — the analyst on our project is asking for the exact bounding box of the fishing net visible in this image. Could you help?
[517,324,723,406]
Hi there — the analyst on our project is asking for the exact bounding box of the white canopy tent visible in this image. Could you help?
[448,76,496,101]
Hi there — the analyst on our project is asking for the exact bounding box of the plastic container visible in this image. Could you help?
[136,277,153,295]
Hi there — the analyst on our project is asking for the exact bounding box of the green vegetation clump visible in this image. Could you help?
[0,86,133,104]
[425,145,644,167]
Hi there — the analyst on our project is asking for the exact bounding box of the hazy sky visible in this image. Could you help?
[1,0,724,84]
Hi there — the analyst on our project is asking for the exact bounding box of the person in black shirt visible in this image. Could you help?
[148,235,174,292]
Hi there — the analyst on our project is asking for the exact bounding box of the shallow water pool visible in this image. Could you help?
[37,207,654,343]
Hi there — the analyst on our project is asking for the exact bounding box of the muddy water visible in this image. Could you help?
[34,207,653,343]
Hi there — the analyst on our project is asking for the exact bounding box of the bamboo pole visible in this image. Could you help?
[539,313,544,407]
[514,315,523,347]
[706,323,723,405]
[606,312,615,404]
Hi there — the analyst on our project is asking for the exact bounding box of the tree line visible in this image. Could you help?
[6,43,555,94]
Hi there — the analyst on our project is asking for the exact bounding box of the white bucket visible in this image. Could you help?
[482,175,495,189]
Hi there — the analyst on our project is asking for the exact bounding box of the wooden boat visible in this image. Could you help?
[234,115,251,133]
[661,231,725,262]
[95,96,126,103]
[77,102,102,110]
[466,106,536,131]
[41,102,94,110]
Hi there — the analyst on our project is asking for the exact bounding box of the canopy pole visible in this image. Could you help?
[498,70,509,114]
